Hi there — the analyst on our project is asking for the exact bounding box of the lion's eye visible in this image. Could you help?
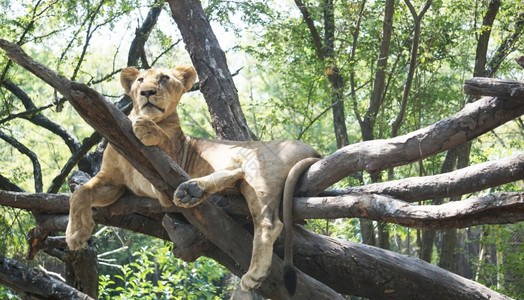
[159,75,170,83]
[137,78,144,83]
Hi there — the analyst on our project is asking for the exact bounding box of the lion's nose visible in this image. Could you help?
[140,89,157,97]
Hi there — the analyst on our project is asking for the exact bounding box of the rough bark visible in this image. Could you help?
[0,254,94,300]
[338,153,524,202]
[294,192,524,229]
[360,0,394,141]
[167,0,252,141]
[464,77,524,100]
[2,189,520,300]
[291,227,512,299]
[3,190,522,233]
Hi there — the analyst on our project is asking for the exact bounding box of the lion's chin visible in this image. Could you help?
[142,102,166,113]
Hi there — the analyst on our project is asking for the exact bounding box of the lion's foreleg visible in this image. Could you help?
[66,176,124,250]
[132,116,175,156]
[173,168,245,207]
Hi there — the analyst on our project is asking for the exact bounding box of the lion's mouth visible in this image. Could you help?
[142,102,165,113]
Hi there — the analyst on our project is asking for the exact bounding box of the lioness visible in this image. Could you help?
[65,65,320,293]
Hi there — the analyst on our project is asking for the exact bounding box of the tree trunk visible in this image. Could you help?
[360,0,394,141]
[167,0,252,141]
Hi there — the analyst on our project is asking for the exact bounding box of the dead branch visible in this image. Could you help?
[336,153,524,201]
[2,190,523,231]
[295,192,524,229]
[464,77,524,99]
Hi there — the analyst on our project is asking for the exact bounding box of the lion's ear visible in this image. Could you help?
[120,67,140,94]
[172,65,197,92]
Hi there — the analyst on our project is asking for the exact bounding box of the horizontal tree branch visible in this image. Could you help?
[464,77,524,99]
[295,192,524,229]
[333,153,524,202]
[296,95,524,196]
[2,190,522,231]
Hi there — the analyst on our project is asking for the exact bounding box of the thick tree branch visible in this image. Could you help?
[337,153,524,201]
[0,254,94,300]
[0,187,519,300]
[295,192,524,229]
[296,95,524,196]
[2,191,523,232]
[291,227,511,299]
[464,77,524,100]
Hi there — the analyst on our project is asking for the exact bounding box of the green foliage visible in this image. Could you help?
[473,224,524,299]
[0,207,34,257]
[99,245,231,300]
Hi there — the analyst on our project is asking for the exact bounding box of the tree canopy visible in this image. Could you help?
[0,0,523,299]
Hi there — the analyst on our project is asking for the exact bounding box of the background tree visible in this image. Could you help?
[0,0,523,299]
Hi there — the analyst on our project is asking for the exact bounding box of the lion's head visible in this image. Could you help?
[120,65,197,121]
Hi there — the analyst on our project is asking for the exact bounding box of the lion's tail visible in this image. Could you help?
[282,157,321,295]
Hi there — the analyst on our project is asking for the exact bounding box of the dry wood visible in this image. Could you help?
[291,227,512,299]
[338,153,524,201]
[295,192,524,229]
[464,77,524,99]
[2,190,523,232]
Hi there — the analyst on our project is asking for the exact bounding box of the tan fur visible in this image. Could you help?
[65,65,320,292]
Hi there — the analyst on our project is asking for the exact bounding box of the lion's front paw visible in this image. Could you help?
[132,116,161,146]
[174,181,206,208]
[65,220,94,250]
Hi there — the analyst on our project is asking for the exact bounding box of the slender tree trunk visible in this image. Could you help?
[358,0,395,245]
[439,0,501,273]
[323,0,349,149]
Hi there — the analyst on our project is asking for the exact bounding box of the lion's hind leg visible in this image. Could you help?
[173,168,245,208]
[66,175,125,250]
[239,183,284,291]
